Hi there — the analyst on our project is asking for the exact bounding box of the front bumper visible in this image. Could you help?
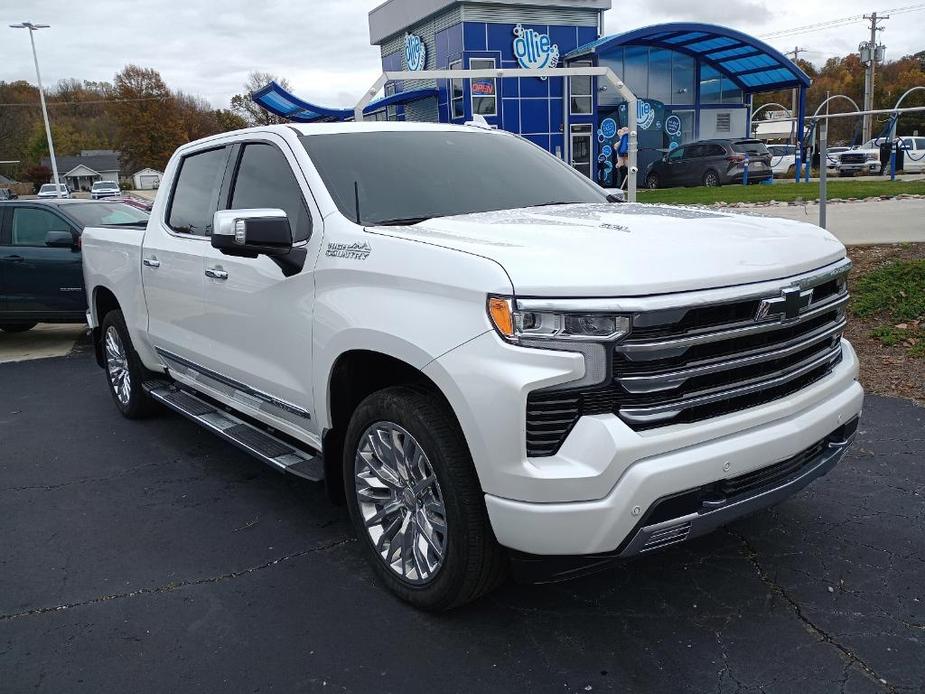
[426,331,862,556]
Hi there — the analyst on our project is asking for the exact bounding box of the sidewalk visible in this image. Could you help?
[721,198,925,245]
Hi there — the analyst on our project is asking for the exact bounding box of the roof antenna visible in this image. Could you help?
[354,181,361,225]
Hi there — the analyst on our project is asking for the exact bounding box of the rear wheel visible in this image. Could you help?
[703,169,720,187]
[101,310,157,419]
[344,386,507,610]
[645,173,660,189]
[0,322,37,333]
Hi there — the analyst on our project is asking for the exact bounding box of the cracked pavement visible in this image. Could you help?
[1,355,922,693]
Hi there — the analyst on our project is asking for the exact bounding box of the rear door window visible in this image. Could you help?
[9,207,70,246]
[733,141,769,156]
[167,147,228,236]
[227,143,312,242]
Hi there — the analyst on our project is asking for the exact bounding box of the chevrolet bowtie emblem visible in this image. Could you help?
[755,286,813,323]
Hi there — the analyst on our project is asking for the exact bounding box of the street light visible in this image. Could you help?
[10,21,62,198]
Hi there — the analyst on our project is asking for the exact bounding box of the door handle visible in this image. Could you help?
[2,255,24,262]
[143,257,160,268]
[205,267,228,280]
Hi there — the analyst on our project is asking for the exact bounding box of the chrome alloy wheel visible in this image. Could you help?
[354,422,448,584]
[104,325,131,406]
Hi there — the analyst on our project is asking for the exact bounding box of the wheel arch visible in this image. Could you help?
[91,285,122,367]
[321,348,471,504]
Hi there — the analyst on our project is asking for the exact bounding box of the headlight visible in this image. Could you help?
[487,296,631,343]
[866,153,879,161]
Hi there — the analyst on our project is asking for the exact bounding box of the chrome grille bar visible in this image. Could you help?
[616,293,848,360]
[619,344,843,426]
[616,319,846,394]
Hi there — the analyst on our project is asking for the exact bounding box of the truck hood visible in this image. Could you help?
[369,203,846,296]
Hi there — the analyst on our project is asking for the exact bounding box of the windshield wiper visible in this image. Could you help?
[529,201,577,208]
[372,216,433,226]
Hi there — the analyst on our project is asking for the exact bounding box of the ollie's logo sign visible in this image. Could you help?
[404,33,426,71]
[513,24,559,79]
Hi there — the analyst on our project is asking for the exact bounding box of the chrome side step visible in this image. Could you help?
[144,381,324,482]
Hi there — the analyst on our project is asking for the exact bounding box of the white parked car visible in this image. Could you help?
[766,144,797,176]
[36,183,71,199]
[82,122,863,609]
[91,180,121,200]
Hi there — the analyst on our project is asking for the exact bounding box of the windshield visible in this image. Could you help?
[299,130,607,226]
[92,181,118,190]
[40,184,65,192]
[65,202,149,227]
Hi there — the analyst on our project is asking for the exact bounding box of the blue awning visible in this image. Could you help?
[565,23,810,92]
[252,81,439,123]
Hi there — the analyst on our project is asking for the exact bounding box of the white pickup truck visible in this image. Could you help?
[82,122,863,609]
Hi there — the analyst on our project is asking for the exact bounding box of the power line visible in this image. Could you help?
[760,3,925,39]
[0,95,172,107]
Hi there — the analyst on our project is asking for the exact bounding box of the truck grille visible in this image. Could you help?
[839,153,867,165]
[525,263,850,457]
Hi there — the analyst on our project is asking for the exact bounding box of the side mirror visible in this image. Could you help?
[212,209,306,277]
[45,230,78,249]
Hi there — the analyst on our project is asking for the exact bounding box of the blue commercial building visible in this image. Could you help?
[254,0,810,185]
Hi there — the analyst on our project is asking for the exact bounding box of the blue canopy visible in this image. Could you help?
[565,23,810,92]
[252,81,439,123]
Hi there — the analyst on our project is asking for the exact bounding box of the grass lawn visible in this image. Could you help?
[845,244,925,404]
[638,179,925,205]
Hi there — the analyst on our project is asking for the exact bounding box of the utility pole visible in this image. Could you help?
[788,46,807,145]
[9,22,62,196]
[860,11,888,142]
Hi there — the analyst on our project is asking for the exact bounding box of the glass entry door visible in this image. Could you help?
[570,124,593,178]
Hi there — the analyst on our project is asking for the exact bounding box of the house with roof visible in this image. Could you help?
[41,149,122,192]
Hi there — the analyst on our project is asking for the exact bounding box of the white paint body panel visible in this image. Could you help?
[82,122,864,558]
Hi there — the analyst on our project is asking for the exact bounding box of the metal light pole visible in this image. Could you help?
[10,21,62,197]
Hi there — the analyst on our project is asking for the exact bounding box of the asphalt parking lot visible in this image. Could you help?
[1,350,923,693]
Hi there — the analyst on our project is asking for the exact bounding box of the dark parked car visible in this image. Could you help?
[645,139,772,189]
[0,199,148,333]
[0,188,18,201]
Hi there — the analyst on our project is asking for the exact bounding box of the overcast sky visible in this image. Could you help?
[3,0,922,109]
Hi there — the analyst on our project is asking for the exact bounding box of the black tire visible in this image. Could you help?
[100,310,157,419]
[645,173,660,189]
[343,386,507,610]
[0,322,37,333]
[703,169,720,187]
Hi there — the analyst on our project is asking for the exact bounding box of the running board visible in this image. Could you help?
[144,382,324,482]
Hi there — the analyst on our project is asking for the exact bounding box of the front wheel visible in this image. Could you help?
[0,322,37,333]
[645,173,660,189]
[344,386,507,610]
[703,170,720,187]
[100,310,157,419]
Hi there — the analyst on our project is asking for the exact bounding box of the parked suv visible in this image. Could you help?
[82,123,862,609]
[645,139,772,188]
[0,199,148,332]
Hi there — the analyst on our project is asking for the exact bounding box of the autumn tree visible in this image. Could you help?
[111,65,186,172]
[230,71,294,126]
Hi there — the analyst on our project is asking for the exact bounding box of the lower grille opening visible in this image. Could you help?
[639,418,857,527]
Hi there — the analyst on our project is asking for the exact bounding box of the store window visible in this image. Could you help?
[470,58,497,116]
[647,49,672,104]
[449,60,464,119]
[597,50,623,107]
[570,59,592,114]
[671,53,695,102]
[699,65,722,103]
[721,77,743,104]
[623,46,648,98]
[570,124,593,178]
[384,82,397,120]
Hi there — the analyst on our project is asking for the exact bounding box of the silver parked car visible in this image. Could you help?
[36,183,71,199]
